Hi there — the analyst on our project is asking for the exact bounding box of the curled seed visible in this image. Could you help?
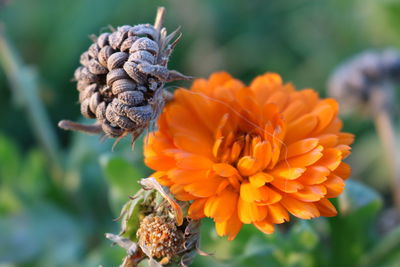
[148,78,159,91]
[117,25,131,35]
[111,79,137,94]
[102,121,123,138]
[98,46,114,67]
[99,85,113,99]
[89,92,101,114]
[88,59,108,74]
[126,105,153,124]
[109,30,127,50]
[106,68,129,86]
[74,66,84,81]
[120,36,139,52]
[129,24,159,40]
[137,85,148,92]
[130,37,159,55]
[97,33,110,48]
[107,52,129,70]
[79,84,97,102]
[81,98,95,118]
[96,102,107,121]
[79,67,98,83]
[123,61,146,84]
[115,116,136,130]
[118,91,145,105]
[138,62,169,81]
[80,51,91,66]
[128,50,155,64]
[105,105,119,126]
[110,99,129,116]
[77,80,90,91]
[88,43,100,58]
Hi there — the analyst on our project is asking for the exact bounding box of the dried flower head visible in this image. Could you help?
[144,72,354,240]
[107,178,201,267]
[137,215,184,260]
[59,7,190,144]
[328,49,400,115]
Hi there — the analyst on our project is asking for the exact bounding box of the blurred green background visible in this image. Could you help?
[1,0,400,266]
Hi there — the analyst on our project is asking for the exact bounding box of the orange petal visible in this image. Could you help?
[166,103,212,145]
[317,134,338,148]
[204,188,238,222]
[270,167,306,180]
[145,155,176,171]
[240,182,282,205]
[250,73,283,105]
[282,100,307,122]
[249,172,274,188]
[316,148,342,171]
[237,156,259,176]
[333,162,351,180]
[336,144,352,159]
[283,138,319,159]
[174,133,212,158]
[254,220,275,234]
[324,174,345,198]
[282,146,323,168]
[175,153,214,170]
[267,203,290,224]
[315,198,337,217]
[215,209,242,240]
[238,197,268,223]
[209,72,234,87]
[213,163,239,177]
[170,183,197,201]
[267,90,289,111]
[291,185,326,202]
[298,166,330,185]
[184,175,223,197]
[253,141,272,170]
[285,114,318,144]
[338,132,355,145]
[167,169,207,184]
[281,197,320,219]
[153,171,172,186]
[188,198,208,219]
[270,178,303,193]
[312,99,338,134]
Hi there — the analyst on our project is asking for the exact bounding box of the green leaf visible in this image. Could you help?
[328,180,382,266]
[0,203,83,265]
[339,179,383,215]
[0,134,20,185]
[289,221,319,252]
[100,155,143,214]
[360,224,400,266]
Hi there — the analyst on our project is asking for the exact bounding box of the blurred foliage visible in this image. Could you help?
[1,0,400,266]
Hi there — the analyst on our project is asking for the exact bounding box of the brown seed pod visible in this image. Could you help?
[137,215,184,260]
[58,7,191,146]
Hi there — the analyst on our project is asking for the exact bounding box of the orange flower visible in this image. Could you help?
[144,72,354,240]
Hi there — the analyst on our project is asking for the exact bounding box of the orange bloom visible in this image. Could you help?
[144,72,354,240]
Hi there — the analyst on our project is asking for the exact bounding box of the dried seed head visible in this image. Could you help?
[137,215,184,260]
[107,178,202,266]
[59,7,191,145]
[328,49,400,115]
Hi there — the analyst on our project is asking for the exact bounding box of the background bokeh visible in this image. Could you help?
[0,0,399,266]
